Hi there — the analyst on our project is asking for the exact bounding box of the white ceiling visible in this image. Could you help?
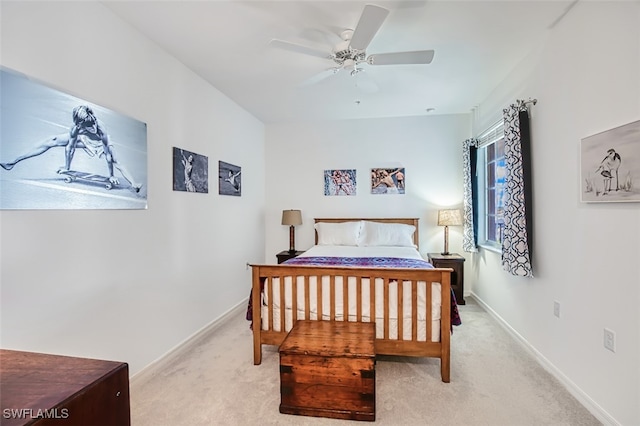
[103,1,574,124]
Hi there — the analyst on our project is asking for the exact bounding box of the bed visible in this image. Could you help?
[249,218,459,382]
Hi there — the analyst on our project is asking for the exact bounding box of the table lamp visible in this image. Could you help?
[437,209,462,255]
[282,209,302,253]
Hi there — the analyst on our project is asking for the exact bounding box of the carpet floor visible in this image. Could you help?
[130,298,601,425]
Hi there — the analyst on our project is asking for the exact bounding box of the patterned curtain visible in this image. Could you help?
[501,101,533,277]
[462,138,479,252]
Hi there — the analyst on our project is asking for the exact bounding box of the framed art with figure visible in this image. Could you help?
[0,67,148,210]
[219,161,241,196]
[324,169,356,196]
[173,147,208,193]
[371,167,405,195]
[580,119,640,203]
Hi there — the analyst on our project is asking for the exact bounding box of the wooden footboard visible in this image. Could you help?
[251,264,452,382]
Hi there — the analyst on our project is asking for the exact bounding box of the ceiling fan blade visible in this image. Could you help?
[299,68,340,87]
[367,50,435,65]
[269,39,330,59]
[348,4,390,51]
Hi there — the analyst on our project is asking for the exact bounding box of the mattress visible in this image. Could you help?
[261,245,442,342]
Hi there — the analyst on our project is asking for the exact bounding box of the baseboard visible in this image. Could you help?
[130,298,248,388]
[469,293,619,426]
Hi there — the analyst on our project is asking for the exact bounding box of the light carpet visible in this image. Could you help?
[130,298,601,425]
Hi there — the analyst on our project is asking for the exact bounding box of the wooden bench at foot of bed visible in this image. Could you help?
[250,263,452,383]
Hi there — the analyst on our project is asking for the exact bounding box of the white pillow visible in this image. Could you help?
[357,221,416,247]
[315,221,362,246]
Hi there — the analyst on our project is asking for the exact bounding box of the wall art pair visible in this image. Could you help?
[172,149,241,197]
[323,168,405,196]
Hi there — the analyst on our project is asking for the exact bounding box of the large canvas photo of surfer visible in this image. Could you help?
[0,68,148,210]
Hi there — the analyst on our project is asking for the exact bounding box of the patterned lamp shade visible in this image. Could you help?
[437,209,462,255]
[437,209,463,227]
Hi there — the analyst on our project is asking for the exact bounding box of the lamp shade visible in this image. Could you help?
[282,209,302,226]
[437,209,463,226]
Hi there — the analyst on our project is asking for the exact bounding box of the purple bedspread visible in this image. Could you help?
[282,256,435,269]
[246,256,461,328]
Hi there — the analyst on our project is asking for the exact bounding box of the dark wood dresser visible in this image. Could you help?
[0,349,130,426]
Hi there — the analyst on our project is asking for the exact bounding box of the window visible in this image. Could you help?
[476,121,505,250]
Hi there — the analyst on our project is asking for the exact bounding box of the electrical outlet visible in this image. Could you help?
[553,301,560,318]
[604,328,616,352]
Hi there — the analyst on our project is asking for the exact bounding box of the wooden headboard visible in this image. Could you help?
[314,218,420,248]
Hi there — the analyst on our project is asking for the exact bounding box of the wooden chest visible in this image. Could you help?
[279,320,376,421]
[0,349,130,426]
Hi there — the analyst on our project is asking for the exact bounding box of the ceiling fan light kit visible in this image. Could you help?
[271,4,435,87]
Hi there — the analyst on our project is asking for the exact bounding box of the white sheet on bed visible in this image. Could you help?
[297,244,426,260]
[262,245,442,342]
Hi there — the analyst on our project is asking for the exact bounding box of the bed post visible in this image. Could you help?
[252,266,262,365]
[440,270,451,383]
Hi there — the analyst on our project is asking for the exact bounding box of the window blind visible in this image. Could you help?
[477,120,504,147]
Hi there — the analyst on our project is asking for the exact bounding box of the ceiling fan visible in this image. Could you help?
[269,4,435,90]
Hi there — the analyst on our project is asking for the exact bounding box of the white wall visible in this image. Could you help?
[264,115,470,261]
[2,2,637,425]
[0,2,265,376]
[471,2,639,425]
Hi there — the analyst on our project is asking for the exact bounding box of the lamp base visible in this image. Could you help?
[288,226,296,254]
[441,226,450,257]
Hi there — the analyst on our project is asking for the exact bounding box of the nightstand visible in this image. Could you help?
[427,253,465,305]
[276,250,305,264]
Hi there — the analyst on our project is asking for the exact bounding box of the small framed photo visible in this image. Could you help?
[173,147,208,193]
[371,168,405,194]
[219,161,241,196]
[324,169,356,196]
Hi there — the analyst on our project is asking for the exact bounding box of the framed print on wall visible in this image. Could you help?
[173,147,208,193]
[580,119,640,202]
[324,169,356,196]
[371,168,405,194]
[219,161,241,196]
[0,67,148,210]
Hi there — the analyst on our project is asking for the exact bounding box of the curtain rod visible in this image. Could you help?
[518,98,537,107]
[510,98,537,113]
